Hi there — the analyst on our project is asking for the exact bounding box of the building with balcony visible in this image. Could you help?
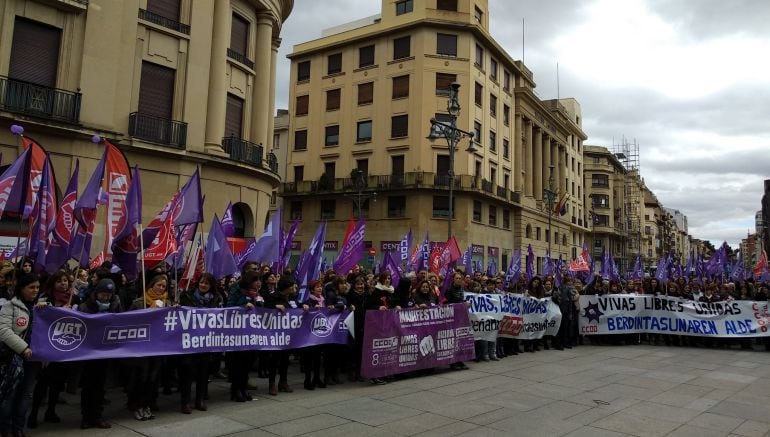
[0,0,292,245]
[281,0,588,270]
[643,189,663,268]
[663,207,690,259]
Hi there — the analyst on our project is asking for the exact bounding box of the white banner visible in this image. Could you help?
[579,294,770,338]
[464,293,562,340]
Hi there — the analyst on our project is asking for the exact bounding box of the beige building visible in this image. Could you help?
[281,0,588,270]
[643,189,662,268]
[584,145,627,269]
[0,0,292,248]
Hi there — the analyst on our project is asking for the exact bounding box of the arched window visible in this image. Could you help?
[525,224,532,239]
[231,202,254,238]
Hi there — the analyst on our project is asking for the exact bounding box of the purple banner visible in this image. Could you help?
[361,303,475,379]
[30,306,352,362]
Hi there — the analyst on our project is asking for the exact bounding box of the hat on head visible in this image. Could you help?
[94,278,116,295]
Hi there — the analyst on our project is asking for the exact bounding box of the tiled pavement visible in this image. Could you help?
[30,344,770,436]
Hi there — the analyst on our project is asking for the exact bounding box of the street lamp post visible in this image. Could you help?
[346,169,377,219]
[543,165,557,256]
[428,82,476,240]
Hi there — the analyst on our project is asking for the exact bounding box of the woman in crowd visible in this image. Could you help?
[226,271,263,401]
[302,280,327,390]
[78,278,122,429]
[0,274,41,437]
[523,276,544,352]
[264,277,307,395]
[345,275,369,382]
[28,271,76,428]
[323,276,350,385]
[127,274,171,420]
[178,273,222,412]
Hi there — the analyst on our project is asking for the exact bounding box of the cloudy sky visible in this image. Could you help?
[274,0,770,248]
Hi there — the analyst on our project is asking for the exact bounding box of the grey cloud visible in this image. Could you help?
[645,0,770,41]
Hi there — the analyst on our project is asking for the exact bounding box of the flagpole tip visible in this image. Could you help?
[10,125,23,136]
[91,135,102,144]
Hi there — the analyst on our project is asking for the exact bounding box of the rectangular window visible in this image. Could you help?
[489,131,496,152]
[490,167,496,183]
[356,159,369,178]
[138,61,175,119]
[435,72,456,96]
[502,209,510,229]
[326,88,341,111]
[293,129,307,150]
[393,36,411,60]
[396,0,413,15]
[437,33,457,56]
[9,17,61,87]
[295,95,309,116]
[147,0,181,20]
[224,94,244,138]
[357,120,372,142]
[503,104,510,126]
[591,194,610,208]
[391,114,409,138]
[475,44,483,67]
[474,6,483,23]
[437,0,458,11]
[503,70,511,91]
[388,196,406,218]
[392,75,410,99]
[297,60,310,82]
[230,13,249,58]
[392,155,405,176]
[489,205,497,226]
[290,201,302,220]
[432,196,451,218]
[645,225,651,235]
[503,139,509,159]
[324,162,335,178]
[473,121,482,144]
[293,166,304,182]
[358,82,373,105]
[473,201,482,222]
[359,45,375,68]
[490,94,497,117]
[596,215,610,226]
[327,53,342,75]
[536,227,541,241]
[504,173,510,189]
[320,200,336,220]
[474,82,483,106]
[490,58,498,81]
[592,174,609,187]
[437,155,450,176]
[325,125,339,146]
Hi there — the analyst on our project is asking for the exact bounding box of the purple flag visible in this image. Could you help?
[730,252,745,281]
[462,247,472,275]
[382,250,402,288]
[333,218,365,275]
[296,222,326,302]
[221,202,234,238]
[487,258,498,277]
[174,169,204,226]
[241,208,282,265]
[631,255,643,280]
[111,166,143,279]
[204,214,238,280]
[504,249,521,287]
[279,218,299,272]
[609,252,620,282]
[166,222,198,270]
[399,230,413,263]
[526,244,535,283]
[74,147,107,229]
[29,156,56,269]
[655,256,669,282]
[542,250,554,277]
[45,161,79,273]
[0,147,32,219]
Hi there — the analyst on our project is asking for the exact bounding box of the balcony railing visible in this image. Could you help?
[496,186,508,198]
[377,174,404,188]
[0,76,81,124]
[138,8,190,34]
[434,174,460,188]
[481,179,493,193]
[227,48,255,69]
[221,136,278,173]
[128,112,187,148]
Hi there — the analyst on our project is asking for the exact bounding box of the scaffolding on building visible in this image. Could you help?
[612,137,641,274]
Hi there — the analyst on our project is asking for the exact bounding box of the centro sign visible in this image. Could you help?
[103,325,150,344]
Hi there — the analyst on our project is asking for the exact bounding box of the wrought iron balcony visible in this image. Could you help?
[481,179,493,193]
[377,174,404,188]
[434,174,460,188]
[138,8,190,34]
[0,76,81,124]
[128,112,187,148]
[496,186,508,198]
[227,48,255,69]
[221,136,278,173]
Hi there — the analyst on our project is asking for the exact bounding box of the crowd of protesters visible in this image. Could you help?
[0,256,768,436]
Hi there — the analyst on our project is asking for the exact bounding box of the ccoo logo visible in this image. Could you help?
[48,317,87,352]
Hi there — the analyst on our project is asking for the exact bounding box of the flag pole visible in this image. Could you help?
[139,223,147,309]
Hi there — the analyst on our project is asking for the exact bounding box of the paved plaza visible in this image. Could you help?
[33,344,770,437]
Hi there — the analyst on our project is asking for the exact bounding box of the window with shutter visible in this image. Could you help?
[297,61,311,82]
[435,73,456,96]
[138,61,175,119]
[230,14,249,57]
[224,94,244,138]
[436,155,450,175]
[326,88,341,111]
[358,82,373,105]
[359,45,375,68]
[294,166,304,182]
[436,34,457,56]
[474,82,483,106]
[9,18,61,87]
[295,95,309,116]
[294,130,307,150]
[357,121,372,142]
[147,0,180,20]
[325,125,339,146]
[437,0,458,11]
[475,44,483,68]
[327,53,342,75]
[391,115,408,138]
[391,156,404,175]
[393,36,410,60]
[392,75,409,99]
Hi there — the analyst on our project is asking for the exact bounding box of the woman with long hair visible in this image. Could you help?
[345,275,369,382]
[226,271,263,402]
[264,277,307,395]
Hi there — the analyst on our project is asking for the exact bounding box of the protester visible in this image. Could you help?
[226,271,263,401]
[302,280,327,390]
[444,271,470,370]
[264,277,307,395]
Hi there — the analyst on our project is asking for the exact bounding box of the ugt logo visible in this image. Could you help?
[48,317,87,352]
